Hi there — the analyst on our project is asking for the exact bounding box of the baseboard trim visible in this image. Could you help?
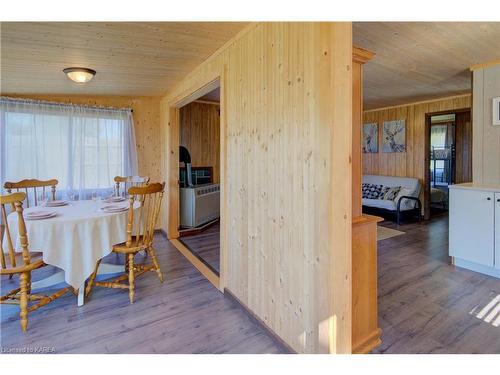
[178,237,220,277]
[155,229,168,239]
[178,218,220,237]
[224,288,296,354]
[453,257,500,278]
[170,239,220,290]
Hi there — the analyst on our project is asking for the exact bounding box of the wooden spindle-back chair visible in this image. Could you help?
[85,182,165,303]
[0,192,70,331]
[114,176,149,197]
[4,179,58,208]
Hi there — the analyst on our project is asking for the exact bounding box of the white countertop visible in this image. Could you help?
[449,182,500,193]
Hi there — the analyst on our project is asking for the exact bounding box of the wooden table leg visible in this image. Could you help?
[30,263,124,307]
[77,283,85,306]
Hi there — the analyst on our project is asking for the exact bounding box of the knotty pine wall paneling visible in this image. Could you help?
[161,22,353,354]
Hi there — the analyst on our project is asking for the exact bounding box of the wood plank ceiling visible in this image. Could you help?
[354,22,500,110]
[1,22,499,108]
[0,22,248,96]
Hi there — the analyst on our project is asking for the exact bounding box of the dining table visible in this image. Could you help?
[3,198,139,306]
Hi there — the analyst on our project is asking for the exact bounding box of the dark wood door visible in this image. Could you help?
[454,111,472,184]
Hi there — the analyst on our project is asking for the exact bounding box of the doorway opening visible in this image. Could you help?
[177,86,221,276]
[424,108,472,219]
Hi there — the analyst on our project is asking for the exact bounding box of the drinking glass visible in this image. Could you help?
[91,190,99,202]
[37,191,48,206]
[69,189,78,202]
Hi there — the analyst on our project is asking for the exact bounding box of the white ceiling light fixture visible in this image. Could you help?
[63,67,96,83]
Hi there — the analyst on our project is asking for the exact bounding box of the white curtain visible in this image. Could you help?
[0,97,138,199]
[430,124,448,148]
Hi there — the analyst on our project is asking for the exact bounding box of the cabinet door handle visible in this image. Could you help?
[497,199,500,202]
[487,197,491,200]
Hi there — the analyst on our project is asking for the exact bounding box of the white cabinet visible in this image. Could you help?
[449,184,500,278]
[449,188,495,266]
[496,193,500,270]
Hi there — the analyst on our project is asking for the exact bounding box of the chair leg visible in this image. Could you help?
[85,259,101,297]
[148,246,164,283]
[27,272,32,295]
[128,254,135,304]
[0,248,6,272]
[19,272,29,332]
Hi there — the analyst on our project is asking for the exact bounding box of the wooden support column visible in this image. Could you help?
[351,46,382,354]
[352,47,375,217]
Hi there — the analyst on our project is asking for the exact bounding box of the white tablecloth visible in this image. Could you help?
[3,200,138,289]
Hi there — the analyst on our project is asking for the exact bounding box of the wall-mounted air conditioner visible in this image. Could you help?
[180,184,220,228]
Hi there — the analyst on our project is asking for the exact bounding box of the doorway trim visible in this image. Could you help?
[166,69,227,292]
[424,107,471,220]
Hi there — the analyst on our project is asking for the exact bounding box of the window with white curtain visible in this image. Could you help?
[430,124,448,149]
[0,97,138,198]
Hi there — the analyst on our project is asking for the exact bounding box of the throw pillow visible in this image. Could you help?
[362,183,384,199]
[395,187,415,206]
[381,186,402,201]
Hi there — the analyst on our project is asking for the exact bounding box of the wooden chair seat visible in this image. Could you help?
[112,237,149,253]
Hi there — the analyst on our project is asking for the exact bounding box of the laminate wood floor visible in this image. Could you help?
[3,216,498,354]
[375,214,500,354]
[0,233,285,354]
[180,223,220,274]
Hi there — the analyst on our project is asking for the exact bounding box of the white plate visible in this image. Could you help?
[103,196,126,203]
[25,211,57,220]
[101,204,129,213]
[44,200,69,207]
[101,208,128,213]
